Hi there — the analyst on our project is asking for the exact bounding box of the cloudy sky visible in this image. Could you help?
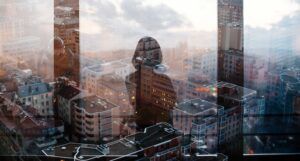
[78,0,300,52]
[4,0,299,52]
[80,0,218,51]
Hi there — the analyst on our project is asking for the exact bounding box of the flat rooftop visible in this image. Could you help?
[125,122,181,148]
[42,143,103,160]
[176,99,222,116]
[104,123,181,158]
[42,123,181,160]
[217,81,256,101]
[106,139,141,156]
[72,96,118,113]
[58,85,81,100]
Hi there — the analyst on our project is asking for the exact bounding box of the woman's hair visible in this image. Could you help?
[132,36,162,69]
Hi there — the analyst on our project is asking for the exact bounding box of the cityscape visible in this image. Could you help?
[0,0,300,161]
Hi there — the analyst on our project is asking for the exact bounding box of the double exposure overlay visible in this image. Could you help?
[0,0,300,161]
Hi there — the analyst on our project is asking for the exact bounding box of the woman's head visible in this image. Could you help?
[132,36,162,69]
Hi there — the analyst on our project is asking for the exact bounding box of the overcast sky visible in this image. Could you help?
[2,0,299,52]
[78,0,300,52]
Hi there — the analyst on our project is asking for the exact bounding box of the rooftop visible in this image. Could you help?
[125,122,181,149]
[42,123,181,160]
[98,124,181,157]
[72,96,118,113]
[58,85,80,100]
[100,124,226,160]
[176,99,222,116]
[217,81,256,101]
[18,82,52,98]
[42,143,102,160]
[106,139,140,156]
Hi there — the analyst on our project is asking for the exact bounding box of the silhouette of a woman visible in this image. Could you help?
[126,37,177,130]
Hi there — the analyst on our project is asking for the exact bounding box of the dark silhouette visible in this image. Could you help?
[126,37,177,130]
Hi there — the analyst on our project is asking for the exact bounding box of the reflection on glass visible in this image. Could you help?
[0,0,299,161]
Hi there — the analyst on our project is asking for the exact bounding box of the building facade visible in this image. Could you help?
[173,99,223,152]
[218,0,244,86]
[17,77,53,117]
[54,0,80,86]
[57,84,82,124]
[71,95,120,142]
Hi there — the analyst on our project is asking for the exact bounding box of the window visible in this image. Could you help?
[0,0,298,160]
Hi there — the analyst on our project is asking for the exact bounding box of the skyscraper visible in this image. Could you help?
[54,0,80,86]
[218,0,243,86]
[217,0,244,160]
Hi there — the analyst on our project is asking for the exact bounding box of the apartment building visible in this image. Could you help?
[71,95,119,142]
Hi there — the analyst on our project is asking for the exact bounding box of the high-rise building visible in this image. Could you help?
[54,0,80,86]
[218,0,243,86]
[217,1,244,159]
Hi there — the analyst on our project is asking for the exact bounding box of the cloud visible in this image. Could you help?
[79,0,218,51]
[245,0,300,29]
[80,0,300,52]
[81,18,102,34]
[81,0,118,18]
[245,10,300,52]
[142,0,217,32]
[120,0,185,31]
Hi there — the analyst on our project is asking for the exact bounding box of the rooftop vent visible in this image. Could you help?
[97,99,107,106]
[192,102,199,107]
